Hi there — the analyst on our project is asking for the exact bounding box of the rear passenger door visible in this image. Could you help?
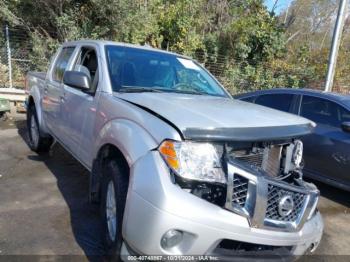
[299,95,350,185]
[43,46,75,138]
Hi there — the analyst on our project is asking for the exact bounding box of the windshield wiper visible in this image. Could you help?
[119,86,164,93]
[166,89,206,95]
[119,85,209,96]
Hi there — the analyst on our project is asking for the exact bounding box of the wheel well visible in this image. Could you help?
[98,144,129,171]
[90,144,130,203]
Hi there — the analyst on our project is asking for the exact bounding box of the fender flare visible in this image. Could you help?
[89,118,159,202]
[94,118,159,166]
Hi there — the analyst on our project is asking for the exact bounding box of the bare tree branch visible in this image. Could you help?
[287,30,301,43]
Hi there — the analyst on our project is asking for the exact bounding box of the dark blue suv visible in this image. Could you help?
[236,88,350,191]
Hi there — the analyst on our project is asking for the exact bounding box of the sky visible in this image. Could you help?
[264,0,294,14]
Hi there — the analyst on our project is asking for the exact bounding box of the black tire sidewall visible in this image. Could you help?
[27,106,39,151]
[26,105,52,153]
[100,159,128,258]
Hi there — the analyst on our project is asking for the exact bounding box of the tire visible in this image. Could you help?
[100,158,129,259]
[27,105,53,153]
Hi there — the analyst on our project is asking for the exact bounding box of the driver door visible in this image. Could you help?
[60,45,100,167]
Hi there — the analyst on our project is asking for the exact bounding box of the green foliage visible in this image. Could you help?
[156,0,205,54]
[2,0,341,93]
[219,0,286,62]
[29,32,60,72]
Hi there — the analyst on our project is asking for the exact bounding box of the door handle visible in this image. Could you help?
[60,95,66,102]
[44,87,48,94]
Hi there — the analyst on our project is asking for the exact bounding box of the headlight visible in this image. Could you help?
[292,140,303,168]
[158,140,226,184]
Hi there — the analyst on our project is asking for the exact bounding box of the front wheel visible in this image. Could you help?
[100,159,129,258]
[27,105,52,152]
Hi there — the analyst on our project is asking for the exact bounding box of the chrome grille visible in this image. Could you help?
[226,159,317,232]
[266,184,306,222]
[232,174,249,207]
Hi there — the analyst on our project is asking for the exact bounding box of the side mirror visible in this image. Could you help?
[63,71,91,91]
[341,122,350,133]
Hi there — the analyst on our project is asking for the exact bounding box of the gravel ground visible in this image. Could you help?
[0,115,349,261]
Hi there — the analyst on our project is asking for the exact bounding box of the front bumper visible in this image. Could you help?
[123,151,323,256]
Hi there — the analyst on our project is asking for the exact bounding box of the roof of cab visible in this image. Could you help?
[61,39,191,59]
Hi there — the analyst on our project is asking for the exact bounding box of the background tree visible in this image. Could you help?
[0,0,348,93]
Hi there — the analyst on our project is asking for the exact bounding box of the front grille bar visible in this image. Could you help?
[225,159,319,232]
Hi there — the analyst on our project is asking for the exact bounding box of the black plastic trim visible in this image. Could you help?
[182,124,314,142]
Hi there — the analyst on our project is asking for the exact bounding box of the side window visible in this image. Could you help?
[73,47,99,91]
[300,96,342,127]
[52,47,75,82]
[338,106,350,123]
[241,96,256,103]
[255,94,294,112]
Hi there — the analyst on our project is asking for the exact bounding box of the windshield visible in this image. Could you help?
[105,45,228,97]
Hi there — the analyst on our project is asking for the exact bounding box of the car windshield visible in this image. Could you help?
[105,45,228,97]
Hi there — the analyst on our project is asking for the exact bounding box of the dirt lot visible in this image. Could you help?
[0,116,104,260]
[0,115,350,260]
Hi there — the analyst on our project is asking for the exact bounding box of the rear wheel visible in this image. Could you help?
[27,105,52,152]
[100,158,129,259]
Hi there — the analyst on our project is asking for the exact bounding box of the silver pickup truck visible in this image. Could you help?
[26,40,323,259]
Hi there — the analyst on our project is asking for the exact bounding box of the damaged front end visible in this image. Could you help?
[158,138,319,233]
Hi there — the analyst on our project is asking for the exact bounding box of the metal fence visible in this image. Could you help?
[0,24,349,95]
[0,26,9,88]
[0,25,35,89]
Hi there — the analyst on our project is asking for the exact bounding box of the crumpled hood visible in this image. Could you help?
[115,92,315,141]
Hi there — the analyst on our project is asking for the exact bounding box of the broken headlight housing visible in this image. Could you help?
[292,140,303,168]
[158,140,226,184]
